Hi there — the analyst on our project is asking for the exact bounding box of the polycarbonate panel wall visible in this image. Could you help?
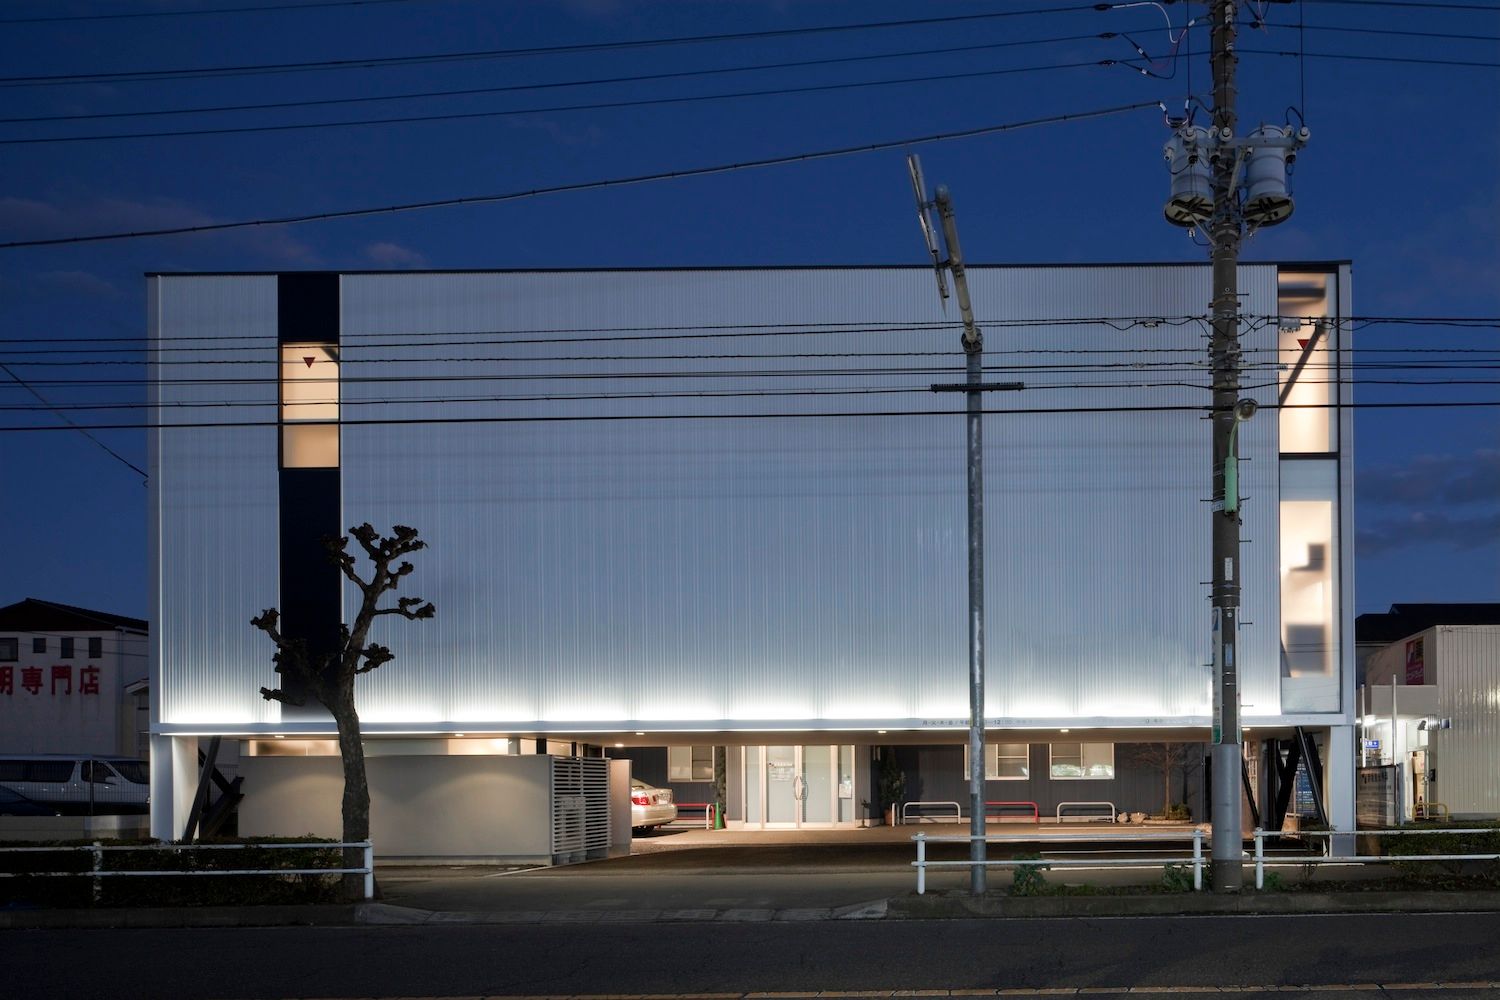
[152,265,1339,733]
[150,276,282,725]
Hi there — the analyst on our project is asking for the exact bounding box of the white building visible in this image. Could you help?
[146,264,1356,855]
[0,598,149,758]
[1361,612,1500,821]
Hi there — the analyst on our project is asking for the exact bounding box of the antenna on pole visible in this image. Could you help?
[906,153,949,305]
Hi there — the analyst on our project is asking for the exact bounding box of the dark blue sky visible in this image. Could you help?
[2,0,1497,621]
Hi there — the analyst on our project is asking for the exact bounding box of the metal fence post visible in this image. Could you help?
[91,841,103,904]
[916,834,927,895]
[1254,829,1264,890]
[363,842,374,900]
[1193,828,1203,891]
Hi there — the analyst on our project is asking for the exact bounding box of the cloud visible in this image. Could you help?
[1360,450,1500,507]
[0,194,317,266]
[1358,509,1500,557]
[362,241,427,269]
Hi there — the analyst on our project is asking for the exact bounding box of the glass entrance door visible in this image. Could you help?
[748,744,843,828]
[765,745,799,825]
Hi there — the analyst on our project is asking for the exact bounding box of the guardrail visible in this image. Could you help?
[673,802,720,829]
[1252,827,1500,890]
[1414,802,1451,821]
[1056,801,1116,823]
[0,840,375,900]
[986,801,1040,824]
[912,830,1204,894]
[900,801,962,825]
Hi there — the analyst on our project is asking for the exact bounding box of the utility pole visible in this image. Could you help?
[1207,0,1245,894]
[1163,1,1306,890]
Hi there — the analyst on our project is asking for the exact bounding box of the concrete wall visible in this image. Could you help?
[237,753,555,861]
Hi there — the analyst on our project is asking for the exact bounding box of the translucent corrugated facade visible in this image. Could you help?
[150,265,1349,734]
[150,276,281,726]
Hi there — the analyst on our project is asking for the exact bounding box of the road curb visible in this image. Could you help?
[0,903,359,930]
[5,891,1498,929]
[887,889,1500,920]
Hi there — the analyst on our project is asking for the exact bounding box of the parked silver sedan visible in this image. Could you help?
[630,778,676,831]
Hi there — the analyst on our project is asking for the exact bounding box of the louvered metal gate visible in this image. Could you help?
[549,756,610,864]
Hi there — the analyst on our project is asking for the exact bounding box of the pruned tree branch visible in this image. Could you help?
[374,595,436,619]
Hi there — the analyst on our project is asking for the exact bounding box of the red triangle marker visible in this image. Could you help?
[303,356,316,367]
[1296,339,1310,350]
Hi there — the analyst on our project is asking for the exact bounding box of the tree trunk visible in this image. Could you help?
[331,690,370,901]
[1164,766,1173,816]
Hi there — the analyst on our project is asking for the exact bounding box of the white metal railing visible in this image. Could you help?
[1252,827,1500,890]
[0,840,375,900]
[900,801,962,825]
[912,830,1204,894]
[1056,801,1116,823]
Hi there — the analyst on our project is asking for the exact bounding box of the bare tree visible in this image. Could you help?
[1125,742,1201,818]
[252,523,434,897]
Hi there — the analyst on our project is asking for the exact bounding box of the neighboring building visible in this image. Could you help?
[0,598,149,758]
[146,264,1356,852]
[1359,605,1500,821]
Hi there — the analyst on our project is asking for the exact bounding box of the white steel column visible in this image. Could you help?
[1324,725,1355,856]
[149,734,198,841]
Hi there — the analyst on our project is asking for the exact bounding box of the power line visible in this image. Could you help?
[0,58,1122,147]
[0,363,147,481]
[1300,0,1500,10]
[5,398,1500,434]
[1,313,1493,351]
[1242,48,1500,69]
[0,4,1101,88]
[0,101,1158,250]
[0,315,1210,347]
[0,0,424,25]
[0,31,1131,127]
[1288,23,1500,43]
[4,376,1493,416]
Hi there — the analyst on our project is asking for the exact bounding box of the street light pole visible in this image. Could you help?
[934,185,988,896]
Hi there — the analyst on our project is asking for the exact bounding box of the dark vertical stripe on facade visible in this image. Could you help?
[277,272,340,346]
[277,273,340,719]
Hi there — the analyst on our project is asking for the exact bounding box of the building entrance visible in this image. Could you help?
[741,745,857,828]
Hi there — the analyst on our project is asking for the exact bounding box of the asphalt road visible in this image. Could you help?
[6,912,1500,1000]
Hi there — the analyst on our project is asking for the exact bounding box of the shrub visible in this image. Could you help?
[1011,853,1050,896]
[1384,824,1500,886]
[1161,862,1194,892]
[0,836,346,909]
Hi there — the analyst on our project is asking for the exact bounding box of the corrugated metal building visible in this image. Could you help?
[147,264,1357,847]
[1363,623,1500,820]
